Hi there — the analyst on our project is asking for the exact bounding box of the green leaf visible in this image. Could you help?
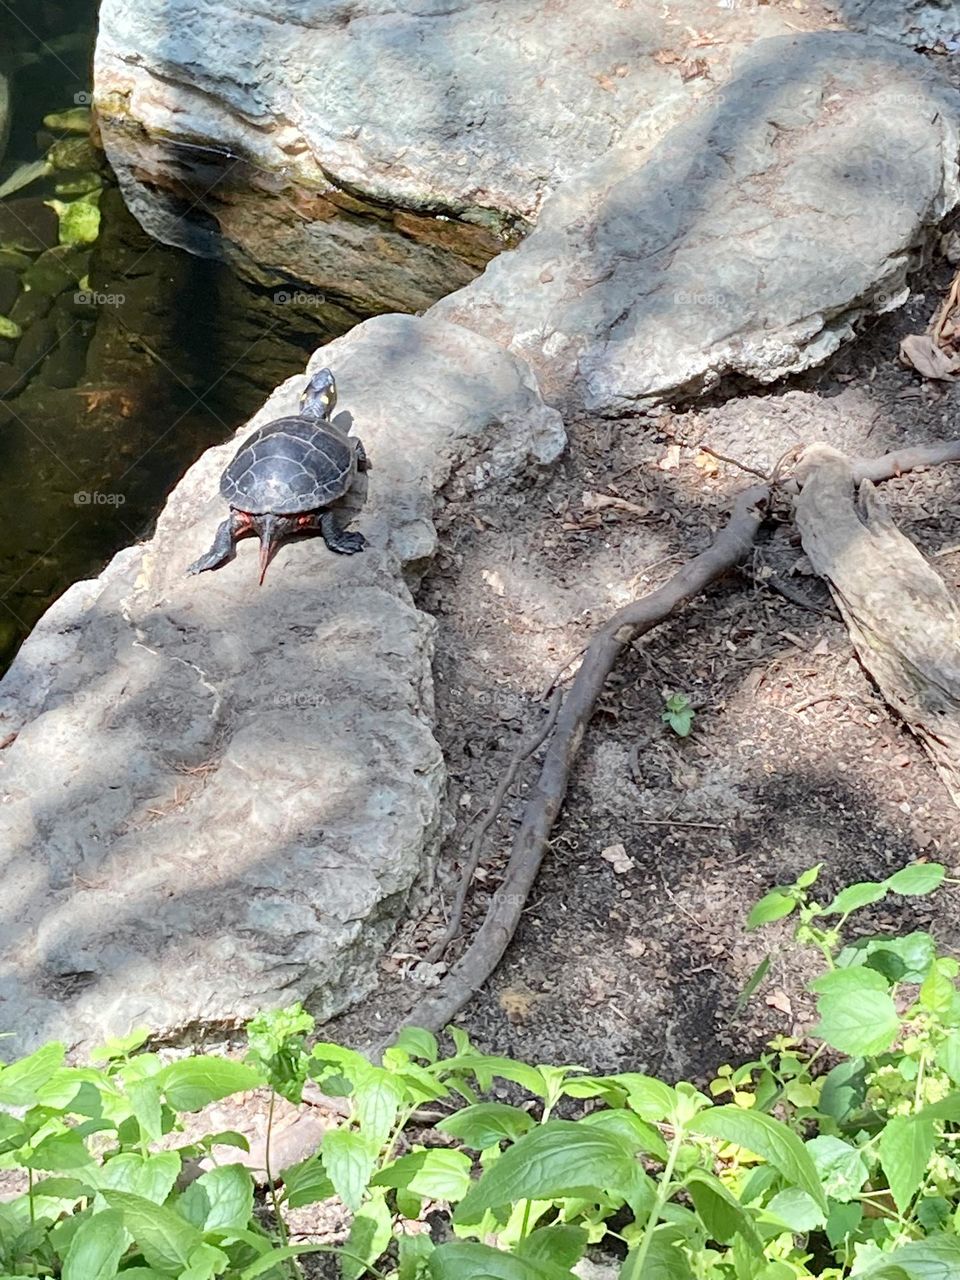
[580,1108,669,1161]
[885,864,946,897]
[624,1224,694,1279]
[746,892,796,930]
[813,988,900,1057]
[818,1059,867,1123]
[454,1121,637,1223]
[127,1079,163,1144]
[612,1073,678,1123]
[795,864,822,889]
[0,1042,65,1106]
[689,1107,827,1212]
[158,1057,263,1111]
[343,1188,392,1280]
[279,1153,335,1209]
[825,1199,862,1248]
[822,881,888,916]
[936,1033,960,1085]
[436,1103,535,1150]
[102,1189,202,1273]
[516,1225,587,1270]
[90,1028,151,1062]
[354,1069,404,1151]
[442,1054,548,1098]
[685,1168,762,1252]
[399,1232,434,1280]
[392,1029,439,1063]
[805,1135,868,1202]
[428,1240,576,1280]
[373,1148,472,1201]
[177,1164,253,1232]
[809,966,889,996]
[62,1208,126,1280]
[93,1152,182,1204]
[734,955,771,1017]
[919,959,960,1021]
[0,1114,28,1156]
[879,1114,936,1214]
[321,1129,377,1212]
[24,1129,93,1171]
[839,933,937,985]
[662,695,694,738]
[875,1233,960,1276]
[763,1187,826,1231]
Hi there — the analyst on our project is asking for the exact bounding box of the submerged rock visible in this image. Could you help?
[0,313,564,1056]
[438,33,960,412]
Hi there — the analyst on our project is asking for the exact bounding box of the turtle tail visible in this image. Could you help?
[257,513,282,585]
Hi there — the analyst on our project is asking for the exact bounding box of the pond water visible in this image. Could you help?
[0,1,347,668]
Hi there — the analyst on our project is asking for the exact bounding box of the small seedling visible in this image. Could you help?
[662,691,695,736]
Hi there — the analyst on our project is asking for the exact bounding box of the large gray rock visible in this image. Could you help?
[437,33,960,413]
[825,0,960,47]
[0,313,564,1057]
[92,0,812,315]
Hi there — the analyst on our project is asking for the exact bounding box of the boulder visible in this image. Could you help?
[0,313,564,1057]
[437,33,960,412]
[825,0,960,47]
[92,0,813,315]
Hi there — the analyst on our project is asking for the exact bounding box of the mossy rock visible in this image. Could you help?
[47,137,98,172]
[0,362,24,399]
[55,172,103,198]
[0,200,59,252]
[0,248,32,271]
[21,245,90,297]
[13,316,56,371]
[47,197,101,247]
[42,106,92,135]
[10,288,53,328]
[0,267,19,316]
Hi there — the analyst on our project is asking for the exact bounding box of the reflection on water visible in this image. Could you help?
[0,1,349,668]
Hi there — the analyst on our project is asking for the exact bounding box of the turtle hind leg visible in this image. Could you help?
[187,512,245,575]
[320,509,365,555]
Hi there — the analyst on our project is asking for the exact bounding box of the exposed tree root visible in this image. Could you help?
[391,440,960,1040]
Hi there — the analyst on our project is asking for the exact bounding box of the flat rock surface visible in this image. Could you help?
[0,313,563,1057]
[438,32,960,413]
[93,0,816,312]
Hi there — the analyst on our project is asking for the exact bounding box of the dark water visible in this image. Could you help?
[0,1,345,668]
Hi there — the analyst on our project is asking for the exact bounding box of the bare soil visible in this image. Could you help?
[328,231,960,1091]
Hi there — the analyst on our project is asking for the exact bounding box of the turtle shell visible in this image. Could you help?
[220,418,356,515]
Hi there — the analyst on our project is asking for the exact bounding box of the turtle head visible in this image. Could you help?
[255,512,284,585]
[300,367,337,420]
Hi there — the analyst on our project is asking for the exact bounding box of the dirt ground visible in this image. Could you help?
[327,224,960,1092]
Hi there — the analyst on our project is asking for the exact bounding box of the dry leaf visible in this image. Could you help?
[499,985,539,1024]
[766,989,793,1017]
[899,333,960,381]
[625,937,647,958]
[481,568,506,596]
[654,48,681,64]
[658,443,682,471]
[693,449,720,476]
[582,490,650,518]
[601,842,634,874]
[680,57,710,81]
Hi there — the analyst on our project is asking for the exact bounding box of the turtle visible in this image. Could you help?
[187,366,369,584]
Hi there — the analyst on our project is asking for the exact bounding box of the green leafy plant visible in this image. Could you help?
[662,692,695,737]
[0,863,958,1278]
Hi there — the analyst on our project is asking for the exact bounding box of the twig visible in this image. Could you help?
[426,690,563,961]
[634,817,727,830]
[386,440,960,1042]
[698,445,769,481]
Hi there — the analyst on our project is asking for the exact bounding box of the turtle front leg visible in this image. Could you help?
[187,511,247,575]
[355,438,371,472]
[320,509,366,555]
